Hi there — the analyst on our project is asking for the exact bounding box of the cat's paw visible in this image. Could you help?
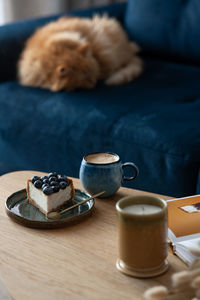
[105,59,143,86]
[105,73,127,86]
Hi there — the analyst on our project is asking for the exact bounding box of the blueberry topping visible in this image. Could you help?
[50,181,59,187]
[49,176,58,183]
[58,175,68,182]
[53,185,60,193]
[34,180,43,189]
[31,176,40,184]
[31,172,69,194]
[42,178,49,185]
[59,181,67,189]
[41,176,48,181]
[42,183,49,189]
[43,186,54,195]
[48,172,57,178]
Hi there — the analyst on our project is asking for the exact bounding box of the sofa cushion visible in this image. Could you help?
[0,57,200,197]
[125,0,200,64]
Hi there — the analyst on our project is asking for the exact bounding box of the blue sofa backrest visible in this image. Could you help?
[125,0,200,64]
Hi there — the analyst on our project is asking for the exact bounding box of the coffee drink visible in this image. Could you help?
[85,152,118,164]
[80,152,139,197]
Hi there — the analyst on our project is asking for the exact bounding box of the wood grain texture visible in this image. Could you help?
[0,278,13,300]
[0,171,193,300]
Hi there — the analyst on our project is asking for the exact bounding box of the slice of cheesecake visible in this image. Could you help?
[27,172,74,216]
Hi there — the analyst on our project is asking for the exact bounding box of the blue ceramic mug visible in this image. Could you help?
[79,152,139,198]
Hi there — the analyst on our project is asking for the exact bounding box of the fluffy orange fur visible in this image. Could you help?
[18,15,143,92]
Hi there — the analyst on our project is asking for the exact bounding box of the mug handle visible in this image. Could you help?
[122,162,139,181]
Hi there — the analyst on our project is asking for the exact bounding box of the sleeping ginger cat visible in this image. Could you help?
[18,15,143,92]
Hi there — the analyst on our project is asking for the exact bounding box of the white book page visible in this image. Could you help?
[175,238,200,265]
[175,233,200,243]
[168,229,200,265]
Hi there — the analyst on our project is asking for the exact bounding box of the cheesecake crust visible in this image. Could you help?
[27,178,75,216]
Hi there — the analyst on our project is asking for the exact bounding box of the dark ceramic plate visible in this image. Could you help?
[5,188,95,229]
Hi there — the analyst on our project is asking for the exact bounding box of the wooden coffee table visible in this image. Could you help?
[0,171,192,299]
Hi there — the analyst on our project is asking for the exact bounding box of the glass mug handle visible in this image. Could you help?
[122,162,139,181]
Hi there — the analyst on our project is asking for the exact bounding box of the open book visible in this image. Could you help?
[168,195,200,265]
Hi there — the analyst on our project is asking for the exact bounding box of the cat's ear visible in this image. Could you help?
[78,43,91,56]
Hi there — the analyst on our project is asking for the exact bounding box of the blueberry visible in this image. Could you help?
[59,175,66,181]
[41,176,48,181]
[49,176,58,183]
[42,183,49,189]
[48,172,57,178]
[31,176,40,184]
[50,181,59,187]
[59,181,67,189]
[53,185,60,193]
[59,176,69,184]
[43,178,49,185]
[43,186,54,195]
[34,180,42,189]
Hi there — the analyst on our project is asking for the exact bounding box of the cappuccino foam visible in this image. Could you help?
[85,153,118,164]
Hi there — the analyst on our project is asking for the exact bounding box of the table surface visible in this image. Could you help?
[0,171,193,300]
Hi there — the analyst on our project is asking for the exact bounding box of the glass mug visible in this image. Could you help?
[79,152,139,198]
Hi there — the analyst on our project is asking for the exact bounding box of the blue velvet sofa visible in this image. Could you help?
[0,0,200,198]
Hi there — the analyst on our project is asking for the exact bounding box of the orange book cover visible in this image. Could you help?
[168,195,200,238]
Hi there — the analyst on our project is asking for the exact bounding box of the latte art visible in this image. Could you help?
[85,153,118,164]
